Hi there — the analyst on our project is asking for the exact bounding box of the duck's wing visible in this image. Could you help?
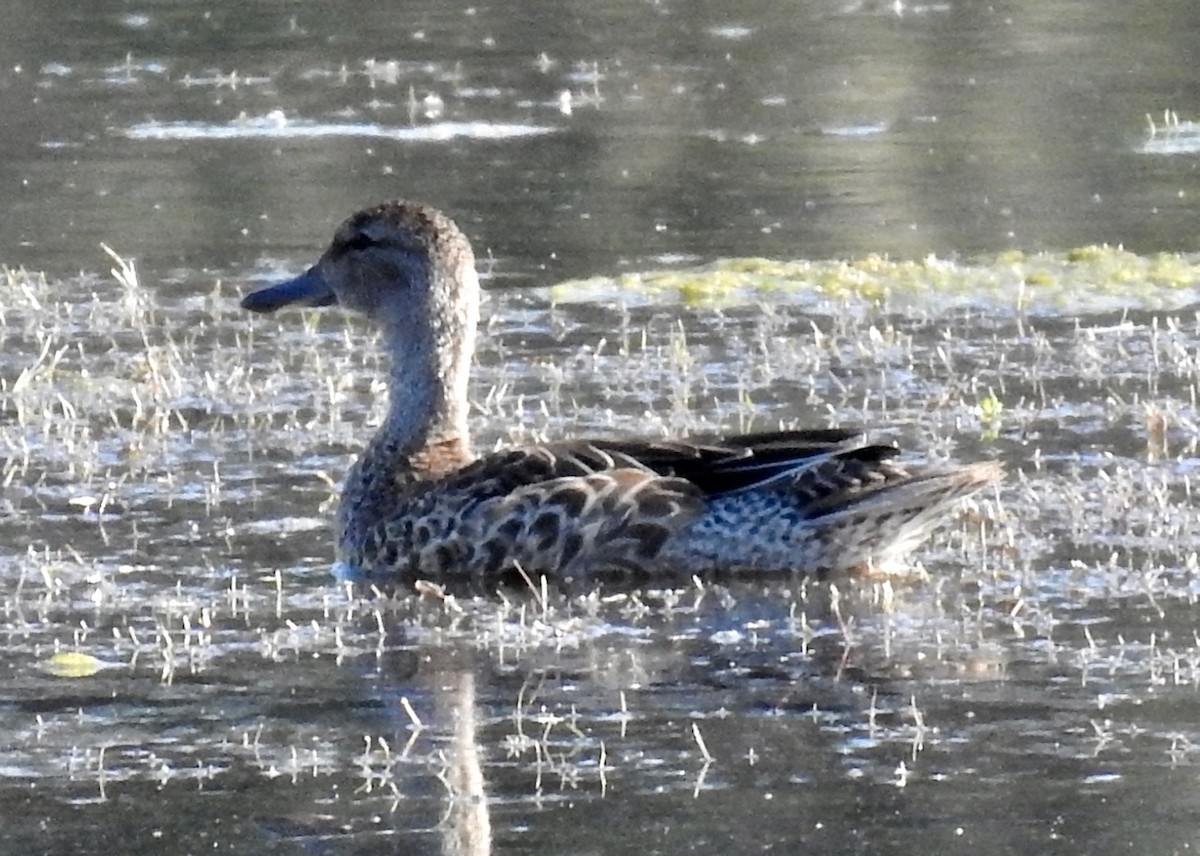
[443,427,891,504]
[432,429,914,577]
[695,429,1001,550]
[383,429,998,580]
[592,428,902,496]
[644,431,1003,577]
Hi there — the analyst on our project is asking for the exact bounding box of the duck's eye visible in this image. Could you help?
[343,231,375,252]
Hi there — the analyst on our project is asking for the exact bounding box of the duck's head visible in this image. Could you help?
[242,202,480,448]
[241,201,478,334]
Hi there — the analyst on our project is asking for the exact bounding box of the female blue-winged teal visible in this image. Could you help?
[242,202,1001,584]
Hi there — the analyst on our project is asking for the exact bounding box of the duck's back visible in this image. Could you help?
[333,430,1000,584]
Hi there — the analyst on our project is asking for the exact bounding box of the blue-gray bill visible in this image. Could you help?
[241,267,338,313]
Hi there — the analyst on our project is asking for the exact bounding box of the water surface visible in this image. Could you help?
[3,1,1200,854]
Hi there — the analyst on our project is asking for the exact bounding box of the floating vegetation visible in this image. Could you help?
[553,247,1200,312]
[42,651,107,678]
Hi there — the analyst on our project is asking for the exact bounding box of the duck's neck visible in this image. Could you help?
[335,261,480,568]
[375,315,473,473]
[336,314,475,564]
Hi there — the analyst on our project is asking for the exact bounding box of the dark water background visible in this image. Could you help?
[5,0,1200,284]
[4,1,1200,853]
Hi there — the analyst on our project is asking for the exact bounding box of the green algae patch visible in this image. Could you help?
[551,246,1200,314]
[43,652,106,678]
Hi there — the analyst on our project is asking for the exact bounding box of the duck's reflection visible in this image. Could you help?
[435,664,490,856]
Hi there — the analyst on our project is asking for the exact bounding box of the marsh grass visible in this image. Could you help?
[3,247,1200,840]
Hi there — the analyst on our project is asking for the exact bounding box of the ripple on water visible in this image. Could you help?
[124,115,560,142]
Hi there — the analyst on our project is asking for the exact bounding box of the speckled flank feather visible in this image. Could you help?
[241,201,1003,584]
[662,455,1003,576]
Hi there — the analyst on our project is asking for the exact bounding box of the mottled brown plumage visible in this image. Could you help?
[241,201,1002,585]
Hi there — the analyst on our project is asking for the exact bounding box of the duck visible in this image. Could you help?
[241,201,1002,585]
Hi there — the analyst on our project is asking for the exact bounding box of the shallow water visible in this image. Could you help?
[4,1,1200,854]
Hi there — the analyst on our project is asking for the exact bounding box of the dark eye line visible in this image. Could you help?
[343,231,374,252]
